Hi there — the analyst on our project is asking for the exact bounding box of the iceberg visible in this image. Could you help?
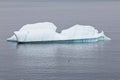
[7,22,111,43]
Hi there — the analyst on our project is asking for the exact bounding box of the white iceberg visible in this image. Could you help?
[7,22,111,43]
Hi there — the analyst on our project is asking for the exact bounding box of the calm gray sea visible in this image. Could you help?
[0,0,120,80]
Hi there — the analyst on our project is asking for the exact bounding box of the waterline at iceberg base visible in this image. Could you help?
[7,22,111,43]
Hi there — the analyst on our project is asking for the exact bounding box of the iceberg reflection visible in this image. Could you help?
[15,42,106,73]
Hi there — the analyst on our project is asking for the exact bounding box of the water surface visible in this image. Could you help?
[0,1,120,80]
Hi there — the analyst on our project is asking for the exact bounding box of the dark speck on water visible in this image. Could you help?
[0,0,120,80]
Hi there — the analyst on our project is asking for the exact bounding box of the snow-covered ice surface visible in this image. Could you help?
[7,22,111,43]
